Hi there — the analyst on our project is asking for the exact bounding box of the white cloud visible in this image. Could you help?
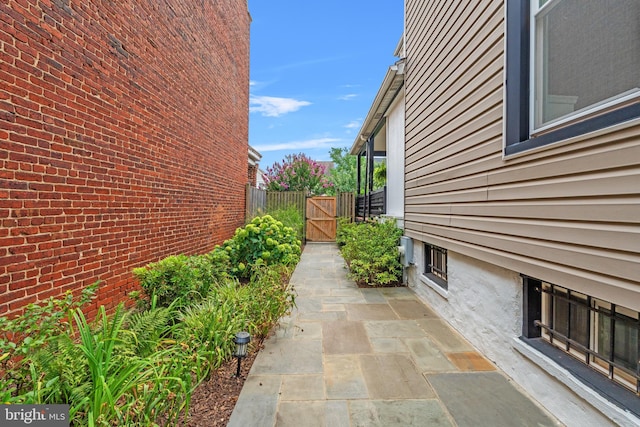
[338,94,358,101]
[344,120,360,129]
[250,95,311,117]
[253,138,341,152]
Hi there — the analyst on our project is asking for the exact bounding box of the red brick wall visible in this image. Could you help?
[0,0,250,317]
[248,164,258,187]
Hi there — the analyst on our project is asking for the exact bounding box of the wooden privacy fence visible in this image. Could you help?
[245,187,307,223]
[245,186,356,231]
[245,184,266,221]
[337,191,355,220]
[266,191,306,214]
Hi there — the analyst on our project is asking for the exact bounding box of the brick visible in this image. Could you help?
[9,277,37,291]
[0,0,250,317]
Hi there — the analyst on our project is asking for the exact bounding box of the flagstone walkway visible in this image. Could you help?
[228,243,561,427]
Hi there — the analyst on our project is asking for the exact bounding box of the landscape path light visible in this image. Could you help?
[233,331,251,377]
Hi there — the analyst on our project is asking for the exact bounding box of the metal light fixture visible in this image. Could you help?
[233,331,251,377]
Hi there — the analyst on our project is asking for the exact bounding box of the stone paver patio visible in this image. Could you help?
[228,243,561,427]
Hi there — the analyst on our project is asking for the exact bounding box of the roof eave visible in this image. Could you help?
[349,60,405,155]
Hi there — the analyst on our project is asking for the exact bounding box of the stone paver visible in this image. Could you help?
[280,374,324,400]
[322,320,372,354]
[405,337,457,372]
[250,338,323,375]
[346,303,398,321]
[228,243,560,427]
[416,318,475,352]
[227,375,280,426]
[428,372,558,427]
[324,355,368,399]
[349,400,453,427]
[360,354,435,399]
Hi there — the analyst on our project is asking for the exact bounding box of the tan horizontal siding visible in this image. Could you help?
[405,199,640,224]
[406,61,503,160]
[404,213,640,253]
[406,169,639,204]
[405,1,467,126]
[406,2,491,136]
[404,228,640,311]
[405,222,637,283]
[488,168,640,200]
[406,115,503,180]
[490,139,640,185]
[406,4,502,137]
[406,10,504,148]
[405,0,640,303]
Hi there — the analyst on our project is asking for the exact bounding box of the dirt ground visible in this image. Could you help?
[184,342,261,427]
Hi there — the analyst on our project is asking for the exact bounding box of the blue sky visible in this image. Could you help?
[248,1,404,169]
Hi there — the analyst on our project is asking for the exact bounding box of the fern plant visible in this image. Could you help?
[0,283,97,403]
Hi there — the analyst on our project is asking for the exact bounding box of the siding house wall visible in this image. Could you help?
[404,1,640,424]
[404,0,639,310]
[0,1,250,317]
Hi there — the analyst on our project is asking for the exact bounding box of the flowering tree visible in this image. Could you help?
[264,153,334,195]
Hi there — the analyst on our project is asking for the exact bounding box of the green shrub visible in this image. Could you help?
[244,262,296,337]
[216,214,301,278]
[0,283,97,402]
[3,302,192,425]
[132,252,230,308]
[266,204,304,242]
[70,305,192,426]
[336,217,357,247]
[339,219,403,286]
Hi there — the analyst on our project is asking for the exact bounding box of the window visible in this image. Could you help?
[424,244,447,290]
[505,0,640,155]
[522,277,640,395]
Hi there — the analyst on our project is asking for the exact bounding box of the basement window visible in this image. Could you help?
[521,276,640,416]
[423,244,447,290]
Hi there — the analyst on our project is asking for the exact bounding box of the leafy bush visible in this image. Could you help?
[244,262,296,337]
[174,262,295,373]
[216,214,301,278]
[266,204,304,242]
[2,262,296,425]
[0,283,97,401]
[132,251,230,308]
[2,301,192,425]
[336,217,357,247]
[338,219,403,286]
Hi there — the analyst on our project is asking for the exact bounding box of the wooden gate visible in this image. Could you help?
[306,197,336,241]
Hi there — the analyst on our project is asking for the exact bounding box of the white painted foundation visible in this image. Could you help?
[407,243,638,427]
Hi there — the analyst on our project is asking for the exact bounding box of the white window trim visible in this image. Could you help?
[502,116,640,160]
[528,0,640,135]
[419,273,449,300]
[532,90,640,136]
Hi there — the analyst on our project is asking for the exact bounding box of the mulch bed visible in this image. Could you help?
[184,340,263,427]
[354,280,403,288]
